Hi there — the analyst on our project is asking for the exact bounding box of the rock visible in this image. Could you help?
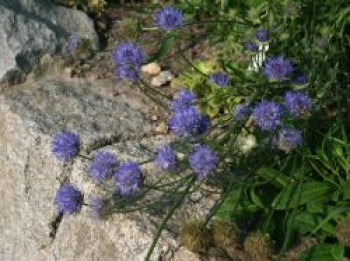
[0,0,99,84]
[0,77,216,260]
[151,71,174,87]
[141,63,161,76]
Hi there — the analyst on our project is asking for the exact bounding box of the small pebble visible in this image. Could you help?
[151,71,174,87]
[141,62,161,75]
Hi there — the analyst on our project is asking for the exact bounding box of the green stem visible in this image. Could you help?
[144,177,196,261]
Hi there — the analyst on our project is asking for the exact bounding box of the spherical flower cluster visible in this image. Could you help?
[168,106,209,136]
[55,184,83,215]
[284,91,312,117]
[156,145,177,171]
[155,6,183,30]
[274,127,302,152]
[114,162,142,196]
[254,28,269,42]
[263,56,293,81]
[245,42,259,52]
[292,73,308,85]
[189,145,218,180]
[234,104,250,122]
[90,196,105,220]
[66,34,81,52]
[170,89,196,111]
[209,72,230,87]
[90,151,118,180]
[52,131,80,162]
[112,42,144,80]
[253,100,283,131]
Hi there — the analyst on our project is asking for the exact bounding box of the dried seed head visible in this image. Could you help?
[211,219,241,249]
[180,220,211,253]
[336,217,350,247]
[244,232,274,261]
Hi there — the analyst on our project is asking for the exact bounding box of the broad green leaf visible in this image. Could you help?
[295,212,335,236]
[257,167,289,188]
[272,182,334,210]
[297,244,344,261]
[341,180,350,200]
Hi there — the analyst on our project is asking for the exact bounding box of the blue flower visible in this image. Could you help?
[210,72,230,87]
[284,91,312,118]
[66,34,81,52]
[90,196,105,220]
[116,65,141,81]
[189,145,218,180]
[168,106,201,136]
[263,56,293,81]
[253,100,283,131]
[156,6,183,30]
[254,28,269,42]
[292,73,308,85]
[156,145,177,171]
[170,89,196,111]
[274,127,302,152]
[52,131,80,162]
[234,104,250,122]
[114,162,142,196]
[55,184,83,215]
[90,151,118,181]
[245,42,259,51]
[112,42,144,66]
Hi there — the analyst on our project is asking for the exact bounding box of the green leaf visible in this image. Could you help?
[295,212,335,236]
[146,35,174,63]
[297,244,344,261]
[341,180,350,200]
[272,182,334,210]
[257,167,289,188]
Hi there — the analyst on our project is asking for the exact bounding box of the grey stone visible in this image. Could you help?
[0,77,215,260]
[0,0,99,83]
[151,71,174,87]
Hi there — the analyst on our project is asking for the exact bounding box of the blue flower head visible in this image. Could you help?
[245,42,259,51]
[116,65,141,81]
[284,91,312,118]
[156,6,183,30]
[253,100,283,131]
[234,104,250,122]
[210,72,230,87]
[90,151,118,181]
[263,56,293,81]
[66,34,81,52]
[168,106,201,136]
[274,127,302,152]
[112,42,144,66]
[156,145,177,171]
[254,28,269,42]
[55,184,83,215]
[52,131,80,162]
[114,162,142,196]
[170,89,196,111]
[189,145,218,180]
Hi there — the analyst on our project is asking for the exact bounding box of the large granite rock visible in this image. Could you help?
[0,0,98,83]
[0,77,215,261]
